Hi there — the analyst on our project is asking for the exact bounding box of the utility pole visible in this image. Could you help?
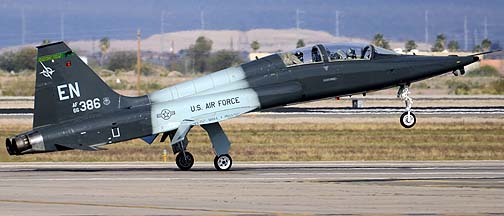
[136,29,142,95]
[464,16,468,51]
[21,7,25,45]
[92,37,96,58]
[335,10,340,37]
[296,8,300,31]
[484,16,488,39]
[60,12,65,41]
[161,10,165,53]
[474,28,479,48]
[424,10,429,44]
[200,10,205,31]
[295,8,304,39]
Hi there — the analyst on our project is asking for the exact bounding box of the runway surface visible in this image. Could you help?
[0,161,503,215]
[264,106,504,115]
[2,106,504,118]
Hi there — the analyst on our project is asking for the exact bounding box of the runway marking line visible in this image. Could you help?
[0,199,276,215]
[1,176,503,182]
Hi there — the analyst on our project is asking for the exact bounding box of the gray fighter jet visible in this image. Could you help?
[6,42,489,170]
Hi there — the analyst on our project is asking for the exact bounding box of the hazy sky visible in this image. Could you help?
[0,0,503,49]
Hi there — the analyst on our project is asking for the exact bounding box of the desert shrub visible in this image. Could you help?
[467,65,500,77]
[106,51,136,71]
[1,76,35,96]
[413,81,430,89]
[106,79,130,90]
[0,47,36,72]
[139,82,162,94]
[488,78,504,94]
[207,50,244,71]
[446,79,482,95]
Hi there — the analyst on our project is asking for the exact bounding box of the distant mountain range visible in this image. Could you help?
[0,0,503,49]
[49,29,431,54]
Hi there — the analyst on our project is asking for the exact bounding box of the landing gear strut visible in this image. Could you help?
[165,121,233,171]
[397,85,416,128]
[202,122,233,171]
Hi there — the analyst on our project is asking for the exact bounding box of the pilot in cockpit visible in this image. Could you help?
[294,51,304,62]
[347,48,357,59]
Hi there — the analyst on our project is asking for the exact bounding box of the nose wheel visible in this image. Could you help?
[214,154,232,171]
[398,85,416,128]
[175,151,194,171]
[400,111,416,128]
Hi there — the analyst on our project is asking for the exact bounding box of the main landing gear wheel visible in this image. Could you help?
[214,154,232,171]
[400,111,416,128]
[176,151,194,171]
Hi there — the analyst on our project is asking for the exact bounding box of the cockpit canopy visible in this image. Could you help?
[280,43,398,67]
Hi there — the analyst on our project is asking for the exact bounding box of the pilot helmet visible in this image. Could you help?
[295,51,304,60]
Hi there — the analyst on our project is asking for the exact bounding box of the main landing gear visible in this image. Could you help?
[397,85,416,128]
[174,151,233,171]
[214,154,233,171]
[166,122,233,171]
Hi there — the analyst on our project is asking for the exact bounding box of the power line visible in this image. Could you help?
[296,8,301,31]
[335,10,340,37]
[60,12,65,41]
[474,28,478,48]
[200,10,205,31]
[484,16,488,39]
[424,10,429,44]
[295,8,305,39]
[464,16,468,51]
[136,29,142,95]
[161,10,165,53]
[21,7,25,45]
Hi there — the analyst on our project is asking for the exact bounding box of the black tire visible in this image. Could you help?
[175,151,194,171]
[214,154,232,171]
[400,112,416,128]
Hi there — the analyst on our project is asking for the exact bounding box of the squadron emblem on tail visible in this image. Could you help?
[39,62,55,79]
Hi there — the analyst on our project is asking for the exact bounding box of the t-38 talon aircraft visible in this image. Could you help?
[6,42,490,170]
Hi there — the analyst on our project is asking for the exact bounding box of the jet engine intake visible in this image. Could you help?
[6,132,44,155]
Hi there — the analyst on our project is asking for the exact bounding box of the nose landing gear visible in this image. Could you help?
[398,85,416,128]
[175,151,194,171]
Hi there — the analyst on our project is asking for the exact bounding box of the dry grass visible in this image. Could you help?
[1,120,503,162]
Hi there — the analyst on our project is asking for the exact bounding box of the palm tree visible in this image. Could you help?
[481,39,492,51]
[404,40,417,52]
[447,40,459,52]
[372,33,390,49]
[296,39,305,48]
[41,39,51,45]
[431,34,446,52]
[99,37,110,66]
[250,41,260,52]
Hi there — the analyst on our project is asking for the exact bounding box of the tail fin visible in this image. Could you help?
[33,42,146,128]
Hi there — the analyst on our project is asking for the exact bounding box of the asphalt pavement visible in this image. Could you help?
[0,161,503,215]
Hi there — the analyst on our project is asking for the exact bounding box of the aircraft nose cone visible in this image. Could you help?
[457,55,479,67]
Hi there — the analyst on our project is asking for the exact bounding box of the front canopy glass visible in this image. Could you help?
[279,43,398,67]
